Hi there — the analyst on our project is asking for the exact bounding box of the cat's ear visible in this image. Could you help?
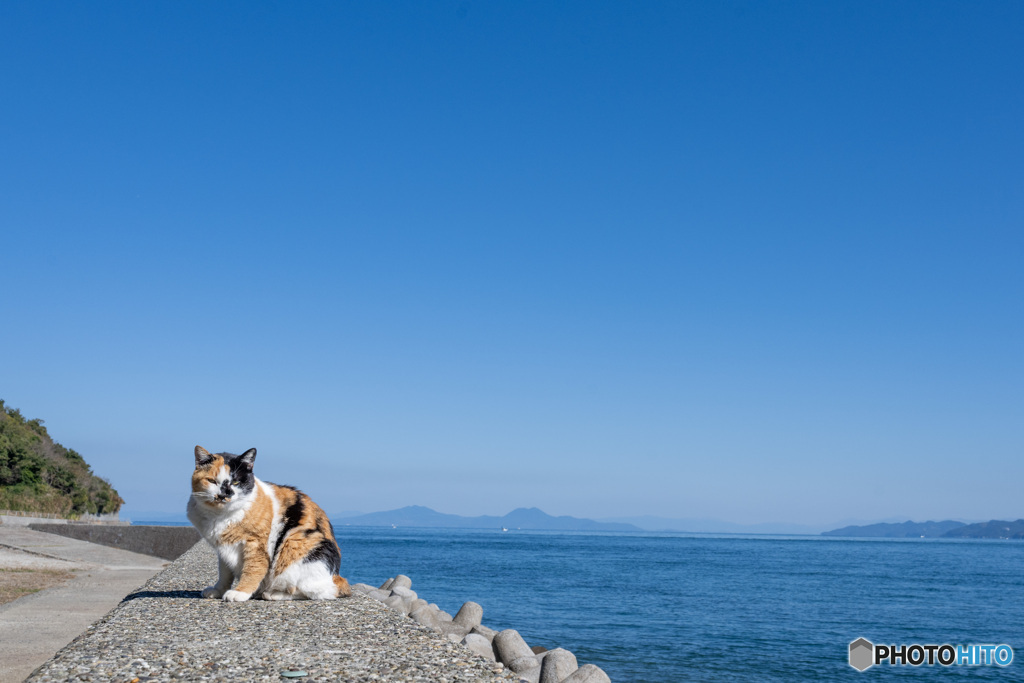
[195,445,214,467]
[240,448,257,471]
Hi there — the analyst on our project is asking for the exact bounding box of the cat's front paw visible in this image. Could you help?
[202,586,225,599]
[222,590,252,602]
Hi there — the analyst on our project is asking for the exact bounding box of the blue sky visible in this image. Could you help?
[2,1,1021,527]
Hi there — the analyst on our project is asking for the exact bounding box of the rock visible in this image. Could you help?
[511,660,541,683]
[509,655,542,673]
[539,648,578,683]
[446,632,463,643]
[440,622,471,639]
[391,574,412,589]
[462,634,496,661]
[531,646,548,654]
[561,664,611,683]
[350,583,375,595]
[409,598,428,613]
[379,578,395,590]
[471,624,498,641]
[410,605,441,631]
[452,601,483,629]
[493,630,535,667]
[367,589,390,601]
[383,595,410,615]
[391,585,417,601]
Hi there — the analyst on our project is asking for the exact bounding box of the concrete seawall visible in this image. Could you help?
[27,542,520,682]
[28,523,200,561]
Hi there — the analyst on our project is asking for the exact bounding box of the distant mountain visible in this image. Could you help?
[600,515,827,535]
[334,505,641,532]
[942,520,1024,539]
[822,520,966,538]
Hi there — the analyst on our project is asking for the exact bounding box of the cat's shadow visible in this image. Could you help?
[122,589,203,601]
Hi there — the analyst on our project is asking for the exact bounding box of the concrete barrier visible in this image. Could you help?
[1,511,125,525]
[1,514,69,526]
[29,524,200,560]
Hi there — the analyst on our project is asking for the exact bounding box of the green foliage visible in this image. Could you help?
[0,400,123,516]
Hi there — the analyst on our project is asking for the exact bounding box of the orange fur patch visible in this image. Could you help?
[191,457,226,493]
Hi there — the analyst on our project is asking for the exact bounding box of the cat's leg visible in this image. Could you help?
[299,579,340,600]
[256,570,290,600]
[202,557,234,599]
[295,562,340,600]
[267,559,335,600]
[223,541,269,602]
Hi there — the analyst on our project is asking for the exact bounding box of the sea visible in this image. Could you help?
[339,527,1022,682]
[142,522,1023,681]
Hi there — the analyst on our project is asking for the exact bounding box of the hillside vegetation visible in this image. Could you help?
[0,400,123,516]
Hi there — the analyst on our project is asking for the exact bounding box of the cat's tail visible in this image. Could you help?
[333,574,352,598]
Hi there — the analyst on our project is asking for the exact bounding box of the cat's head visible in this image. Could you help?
[191,445,257,508]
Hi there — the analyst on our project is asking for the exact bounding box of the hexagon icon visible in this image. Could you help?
[849,638,874,671]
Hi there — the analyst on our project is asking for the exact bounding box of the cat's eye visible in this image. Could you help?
[231,481,239,486]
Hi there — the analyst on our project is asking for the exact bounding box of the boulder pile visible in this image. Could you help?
[351,575,611,683]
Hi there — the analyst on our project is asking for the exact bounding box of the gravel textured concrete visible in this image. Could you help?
[28,542,522,683]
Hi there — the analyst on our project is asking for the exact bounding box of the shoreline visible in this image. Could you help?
[354,575,610,683]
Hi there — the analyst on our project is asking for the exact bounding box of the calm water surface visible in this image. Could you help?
[337,528,1023,682]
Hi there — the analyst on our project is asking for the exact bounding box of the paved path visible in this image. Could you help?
[0,526,167,683]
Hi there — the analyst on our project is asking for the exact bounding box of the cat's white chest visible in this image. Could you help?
[216,540,245,572]
[186,489,256,573]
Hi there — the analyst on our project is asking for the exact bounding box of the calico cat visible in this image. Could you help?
[186,445,351,602]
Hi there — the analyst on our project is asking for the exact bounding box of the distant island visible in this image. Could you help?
[822,520,966,538]
[823,519,1024,539]
[333,505,641,532]
[0,399,123,516]
[942,520,1024,539]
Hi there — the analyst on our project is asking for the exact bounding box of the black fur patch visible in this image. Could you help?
[305,537,341,575]
[217,452,256,495]
[272,496,305,561]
